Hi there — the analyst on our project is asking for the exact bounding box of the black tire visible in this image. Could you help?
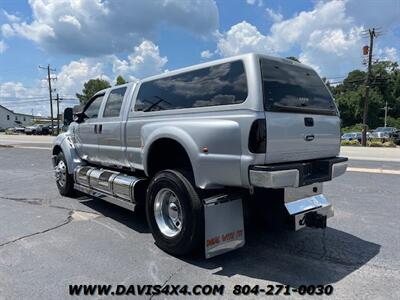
[55,152,75,196]
[146,169,204,256]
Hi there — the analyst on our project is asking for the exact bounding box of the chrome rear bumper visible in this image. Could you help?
[249,157,348,188]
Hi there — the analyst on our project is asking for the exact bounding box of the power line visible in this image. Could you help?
[0,98,48,103]
[0,95,50,99]
[0,99,78,107]
[0,97,77,104]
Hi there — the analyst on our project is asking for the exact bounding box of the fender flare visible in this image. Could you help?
[52,133,82,174]
[142,126,199,178]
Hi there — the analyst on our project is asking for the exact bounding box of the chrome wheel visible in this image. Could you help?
[55,160,67,188]
[154,188,183,238]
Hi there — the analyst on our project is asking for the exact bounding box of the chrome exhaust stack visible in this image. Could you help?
[73,166,147,206]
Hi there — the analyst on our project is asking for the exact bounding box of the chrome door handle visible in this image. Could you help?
[94,124,97,134]
[304,134,315,141]
[98,124,103,134]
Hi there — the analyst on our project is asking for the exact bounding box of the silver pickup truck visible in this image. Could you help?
[52,53,347,258]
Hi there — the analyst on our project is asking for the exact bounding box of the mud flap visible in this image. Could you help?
[203,194,245,259]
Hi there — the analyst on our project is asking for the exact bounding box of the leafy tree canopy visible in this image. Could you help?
[329,60,400,129]
[116,75,127,86]
[76,79,111,105]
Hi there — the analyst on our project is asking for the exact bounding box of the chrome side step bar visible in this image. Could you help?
[73,166,147,211]
[74,183,137,212]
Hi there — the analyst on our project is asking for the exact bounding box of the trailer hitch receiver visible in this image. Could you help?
[303,211,327,229]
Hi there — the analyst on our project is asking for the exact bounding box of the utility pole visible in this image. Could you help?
[361,28,377,146]
[382,101,392,127]
[55,93,64,135]
[39,64,56,133]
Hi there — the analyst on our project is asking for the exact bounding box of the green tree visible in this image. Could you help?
[386,116,400,128]
[76,79,111,105]
[331,60,400,130]
[116,75,127,86]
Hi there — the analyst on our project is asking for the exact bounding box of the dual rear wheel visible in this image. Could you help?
[146,170,204,256]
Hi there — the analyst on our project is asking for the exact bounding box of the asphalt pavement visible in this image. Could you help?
[0,135,399,299]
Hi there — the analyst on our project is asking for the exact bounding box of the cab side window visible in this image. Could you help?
[84,94,104,119]
[103,87,127,118]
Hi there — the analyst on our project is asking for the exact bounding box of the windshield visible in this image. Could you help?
[260,58,337,115]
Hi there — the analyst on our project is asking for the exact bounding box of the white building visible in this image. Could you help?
[0,105,35,130]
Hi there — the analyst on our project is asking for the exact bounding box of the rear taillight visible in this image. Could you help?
[248,119,266,153]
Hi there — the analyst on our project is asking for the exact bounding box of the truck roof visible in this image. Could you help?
[141,53,312,83]
[95,53,313,96]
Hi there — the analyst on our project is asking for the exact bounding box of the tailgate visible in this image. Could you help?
[264,111,340,163]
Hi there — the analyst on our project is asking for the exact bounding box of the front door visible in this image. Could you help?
[75,93,105,163]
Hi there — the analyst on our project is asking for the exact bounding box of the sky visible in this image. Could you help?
[0,0,399,116]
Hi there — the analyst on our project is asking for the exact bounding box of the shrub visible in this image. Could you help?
[367,140,396,147]
[383,141,396,147]
[4,128,17,135]
[341,140,360,146]
[368,141,384,147]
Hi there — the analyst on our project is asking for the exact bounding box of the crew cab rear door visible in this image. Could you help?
[260,58,340,164]
[96,86,128,166]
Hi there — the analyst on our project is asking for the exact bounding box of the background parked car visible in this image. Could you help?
[24,125,37,135]
[13,125,26,133]
[341,132,361,142]
[392,130,400,145]
[370,127,398,140]
[25,124,43,135]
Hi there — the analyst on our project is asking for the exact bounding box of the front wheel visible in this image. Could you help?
[146,170,203,256]
[54,152,75,196]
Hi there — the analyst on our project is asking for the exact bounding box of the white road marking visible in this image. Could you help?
[13,146,52,150]
[0,139,50,144]
[344,156,400,162]
[347,167,400,175]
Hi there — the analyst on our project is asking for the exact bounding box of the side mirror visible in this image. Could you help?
[72,105,85,123]
[63,107,74,126]
[74,112,86,123]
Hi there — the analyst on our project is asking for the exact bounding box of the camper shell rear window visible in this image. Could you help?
[260,58,337,116]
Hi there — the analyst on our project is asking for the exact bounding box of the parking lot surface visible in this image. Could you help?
[0,136,399,299]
